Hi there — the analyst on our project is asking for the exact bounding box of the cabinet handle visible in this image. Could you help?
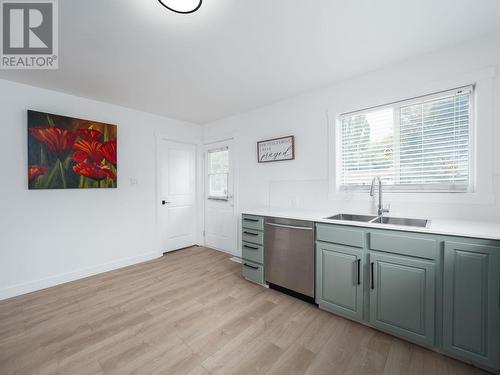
[244,218,259,222]
[243,263,259,270]
[243,244,259,250]
[243,231,258,236]
[370,262,375,290]
[357,259,361,285]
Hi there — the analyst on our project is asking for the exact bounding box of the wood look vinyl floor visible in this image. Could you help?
[0,246,489,375]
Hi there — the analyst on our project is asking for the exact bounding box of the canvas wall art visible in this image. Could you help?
[28,110,117,189]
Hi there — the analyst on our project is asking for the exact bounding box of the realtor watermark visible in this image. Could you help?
[1,0,58,69]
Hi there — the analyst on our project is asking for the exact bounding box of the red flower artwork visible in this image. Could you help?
[77,129,103,142]
[73,162,116,181]
[28,165,47,181]
[100,139,117,165]
[28,111,117,189]
[29,127,77,155]
[72,140,104,163]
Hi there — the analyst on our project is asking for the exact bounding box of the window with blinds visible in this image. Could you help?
[338,86,473,192]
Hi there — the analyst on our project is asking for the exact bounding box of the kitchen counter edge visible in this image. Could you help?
[241,209,500,241]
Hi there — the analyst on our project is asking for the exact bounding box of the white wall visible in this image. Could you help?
[203,33,500,223]
[0,79,202,300]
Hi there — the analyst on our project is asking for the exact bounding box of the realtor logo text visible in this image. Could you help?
[1,0,58,69]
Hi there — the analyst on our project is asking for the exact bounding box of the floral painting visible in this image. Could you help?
[28,110,117,189]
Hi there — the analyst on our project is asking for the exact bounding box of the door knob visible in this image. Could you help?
[162,200,171,205]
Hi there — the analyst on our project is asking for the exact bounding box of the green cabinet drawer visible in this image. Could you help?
[369,231,437,260]
[443,241,500,371]
[242,228,264,245]
[316,224,364,248]
[242,242,264,264]
[242,260,264,285]
[242,215,264,231]
[369,252,435,347]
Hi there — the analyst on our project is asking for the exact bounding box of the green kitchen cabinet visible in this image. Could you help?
[369,252,436,347]
[316,241,363,320]
[242,242,264,264]
[443,241,500,371]
[241,215,266,286]
[241,215,264,231]
[316,223,365,248]
[241,260,265,285]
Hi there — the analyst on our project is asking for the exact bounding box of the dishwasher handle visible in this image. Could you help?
[265,222,313,231]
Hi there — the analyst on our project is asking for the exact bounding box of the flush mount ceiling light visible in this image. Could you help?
[158,0,202,14]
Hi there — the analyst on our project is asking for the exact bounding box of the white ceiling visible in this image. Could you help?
[1,0,500,124]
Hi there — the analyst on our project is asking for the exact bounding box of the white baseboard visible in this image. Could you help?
[205,245,238,257]
[0,251,161,301]
[229,257,242,263]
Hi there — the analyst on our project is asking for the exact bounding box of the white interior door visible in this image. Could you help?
[204,141,237,255]
[158,139,197,252]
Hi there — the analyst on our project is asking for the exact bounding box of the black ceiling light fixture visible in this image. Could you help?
[158,0,202,14]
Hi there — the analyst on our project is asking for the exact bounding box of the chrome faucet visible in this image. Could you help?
[370,177,390,217]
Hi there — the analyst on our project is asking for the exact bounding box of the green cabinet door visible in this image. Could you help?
[443,241,500,371]
[316,241,363,321]
[369,252,435,346]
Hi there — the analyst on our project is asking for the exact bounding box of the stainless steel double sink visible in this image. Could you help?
[326,213,430,228]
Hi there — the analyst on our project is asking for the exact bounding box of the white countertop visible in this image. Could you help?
[242,208,500,241]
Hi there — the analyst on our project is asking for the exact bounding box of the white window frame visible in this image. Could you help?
[335,86,475,193]
[206,146,230,201]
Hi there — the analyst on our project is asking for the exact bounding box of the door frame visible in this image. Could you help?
[202,136,239,256]
[155,132,203,256]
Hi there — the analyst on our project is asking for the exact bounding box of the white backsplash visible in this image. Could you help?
[269,179,500,222]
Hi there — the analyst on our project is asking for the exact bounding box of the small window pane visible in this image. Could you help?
[399,94,469,188]
[341,108,395,187]
[209,173,228,198]
[208,149,229,174]
[207,148,229,199]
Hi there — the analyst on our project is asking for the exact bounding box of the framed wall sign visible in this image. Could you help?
[257,135,295,163]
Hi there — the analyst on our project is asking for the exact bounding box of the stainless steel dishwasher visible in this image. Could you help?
[264,217,315,299]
